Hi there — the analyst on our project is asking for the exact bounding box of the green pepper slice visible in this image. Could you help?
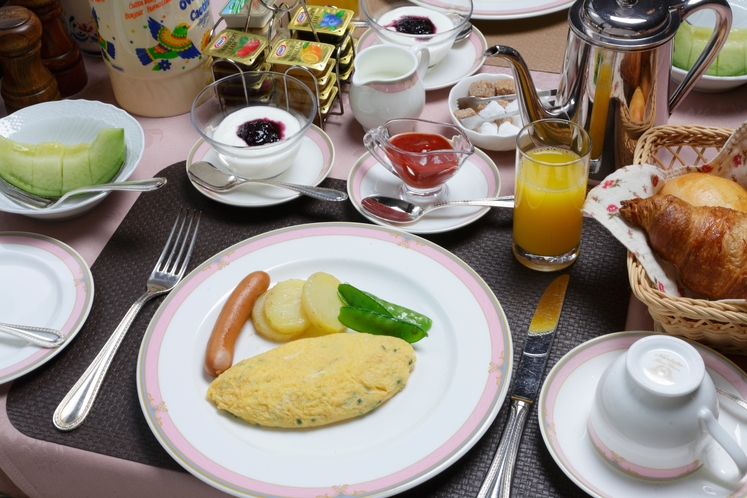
[337,283,390,316]
[338,306,428,343]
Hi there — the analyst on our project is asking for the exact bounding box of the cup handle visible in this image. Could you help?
[408,46,430,81]
[699,407,747,476]
[363,128,396,176]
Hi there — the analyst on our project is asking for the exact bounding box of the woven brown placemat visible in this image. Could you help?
[7,161,629,497]
[476,10,570,74]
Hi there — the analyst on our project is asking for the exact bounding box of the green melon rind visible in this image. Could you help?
[0,128,126,198]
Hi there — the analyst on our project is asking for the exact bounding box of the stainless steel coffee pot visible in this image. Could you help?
[488,0,732,180]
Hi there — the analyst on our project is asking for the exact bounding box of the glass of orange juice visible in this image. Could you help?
[512,119,592,272]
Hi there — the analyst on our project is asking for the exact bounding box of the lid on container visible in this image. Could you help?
[626,335,705,397]
[569,0,681,50]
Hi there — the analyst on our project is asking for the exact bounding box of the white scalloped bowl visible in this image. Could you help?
[0,100,145,220]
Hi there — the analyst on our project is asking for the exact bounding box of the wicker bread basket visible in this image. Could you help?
[629,124,747,354]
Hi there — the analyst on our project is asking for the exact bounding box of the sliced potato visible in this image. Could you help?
[263,279,310,335]
[301,272,346,334]
[251,291,294,341]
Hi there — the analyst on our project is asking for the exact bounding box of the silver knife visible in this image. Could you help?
[477,274,570,498]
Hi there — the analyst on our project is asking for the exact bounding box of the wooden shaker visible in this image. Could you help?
[0,5,60,114]
[13,0,87,97]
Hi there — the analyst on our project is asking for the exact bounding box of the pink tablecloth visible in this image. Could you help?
[2,47,747,498]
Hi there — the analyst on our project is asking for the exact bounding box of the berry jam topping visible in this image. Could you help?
[236,118,285,146]
[387,15,436,35]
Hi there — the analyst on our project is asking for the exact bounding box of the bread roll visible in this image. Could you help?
[659,172,747,213]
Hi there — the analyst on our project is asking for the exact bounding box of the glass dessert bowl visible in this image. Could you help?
[360,0,473,67]
[190,72,317,179]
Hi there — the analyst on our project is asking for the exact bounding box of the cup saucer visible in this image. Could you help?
[539,331,747,497]
[356,26,488,91]
[185,125,335,207]
[347,148,501,234]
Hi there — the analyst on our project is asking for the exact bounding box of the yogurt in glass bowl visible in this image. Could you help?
[190,72,317,179]
[361,0,473,67]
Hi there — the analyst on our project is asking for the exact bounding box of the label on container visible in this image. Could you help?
[205,29,268,67]
[267,38,334,72]
[288,5,353,38]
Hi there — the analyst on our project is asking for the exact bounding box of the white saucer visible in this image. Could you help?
[186,125,335,207]
[0,232,94,383]
[357,27,488,91]
[347,148,501,234]
[539,331,747,497]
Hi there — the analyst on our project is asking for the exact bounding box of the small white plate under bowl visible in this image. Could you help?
[348,148,501,234]
[0,232,94,384]
[357,26,488,91]
[671,66,747,93]
[0,100,145,221]
[186,124,335,207]
[539,331,747,498]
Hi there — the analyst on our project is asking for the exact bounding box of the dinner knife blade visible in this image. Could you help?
[478,274,570,498]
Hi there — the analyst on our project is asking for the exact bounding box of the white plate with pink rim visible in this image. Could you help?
[137,222,512,498]
[185,124,335,207]
[357,26,488,91]
[0,232,93,384]
[539,331,747,497]
[467,0,574,20]
[348,148,501,234]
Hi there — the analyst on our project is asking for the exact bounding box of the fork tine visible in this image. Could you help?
[154,208,187,273]
[167,209,196,275]
[173,211,201,279]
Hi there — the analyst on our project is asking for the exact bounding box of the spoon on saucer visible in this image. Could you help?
[188,161,348,202]
[0,322,65,348]
[361,195,515,223]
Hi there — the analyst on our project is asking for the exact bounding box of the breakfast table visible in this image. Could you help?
[3,3,747,497]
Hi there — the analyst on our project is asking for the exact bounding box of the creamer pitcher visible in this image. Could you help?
[349,45,429,131]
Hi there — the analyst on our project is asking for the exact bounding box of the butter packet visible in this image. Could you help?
[289,6,353,43]
[268,38,335,74]
[205,29,268,69]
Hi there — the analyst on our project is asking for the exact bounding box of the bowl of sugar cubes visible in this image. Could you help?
[448,73,525,151]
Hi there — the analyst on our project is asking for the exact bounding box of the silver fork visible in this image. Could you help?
[53,208,201,431]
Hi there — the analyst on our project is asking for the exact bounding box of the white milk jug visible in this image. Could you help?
[349,44,429,131]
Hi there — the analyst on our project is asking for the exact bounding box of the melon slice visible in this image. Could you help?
[673,21,747,77]
[32,142,64,197]
[88,128,125,184]
[62,143,92,193]
[0,136,36,194]
[0,127,125,198]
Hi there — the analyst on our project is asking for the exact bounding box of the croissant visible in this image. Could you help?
[619,195,747,300]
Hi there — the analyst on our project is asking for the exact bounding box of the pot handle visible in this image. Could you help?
[698,407,747,477]
[408,45,430,81]
[669,0,732,114]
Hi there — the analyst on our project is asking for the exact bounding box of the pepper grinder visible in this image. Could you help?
[13,0,87,97]
[0,5,60,113]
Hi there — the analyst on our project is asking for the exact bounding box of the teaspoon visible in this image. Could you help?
[188,160,348,202]
[0,322,65,348]
[361,195,515,223]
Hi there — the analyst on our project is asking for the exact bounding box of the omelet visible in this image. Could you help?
[206,333,416,428]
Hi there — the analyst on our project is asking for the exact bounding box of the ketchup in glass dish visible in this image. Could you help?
[386,132,460,190]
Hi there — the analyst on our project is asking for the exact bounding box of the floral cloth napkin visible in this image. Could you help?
[582,121,747,299]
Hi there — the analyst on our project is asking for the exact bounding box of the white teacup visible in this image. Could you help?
[588,335,747,481]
